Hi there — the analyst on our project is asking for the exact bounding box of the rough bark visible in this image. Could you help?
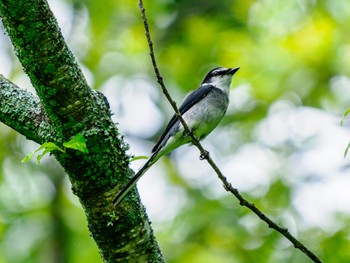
[0,0,164,262]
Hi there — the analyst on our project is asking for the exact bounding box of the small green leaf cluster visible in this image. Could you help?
[22,133,89,164]
[341,107,350,158]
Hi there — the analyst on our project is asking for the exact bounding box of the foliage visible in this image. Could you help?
[21,133,88,164]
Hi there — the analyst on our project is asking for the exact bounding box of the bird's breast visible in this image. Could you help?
[182,88,229,140]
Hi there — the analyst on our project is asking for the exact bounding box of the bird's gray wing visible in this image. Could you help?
[152,84,214,153]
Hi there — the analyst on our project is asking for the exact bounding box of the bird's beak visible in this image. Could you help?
[227,67,240,75]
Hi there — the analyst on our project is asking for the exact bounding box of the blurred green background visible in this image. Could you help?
[1,0,350,262]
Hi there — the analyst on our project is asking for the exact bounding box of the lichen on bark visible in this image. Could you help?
[0,0,164,261]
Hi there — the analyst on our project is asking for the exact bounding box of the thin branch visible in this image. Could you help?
[137,1,322,262]
[137,2,197,150]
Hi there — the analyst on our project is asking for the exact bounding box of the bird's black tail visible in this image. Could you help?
[113,152,157,207]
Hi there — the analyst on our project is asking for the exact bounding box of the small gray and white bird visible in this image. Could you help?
[113,66,239,207]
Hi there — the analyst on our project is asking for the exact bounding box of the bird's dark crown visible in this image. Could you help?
[202,67,238,84]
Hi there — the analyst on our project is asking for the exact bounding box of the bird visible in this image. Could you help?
[113,66,240,207]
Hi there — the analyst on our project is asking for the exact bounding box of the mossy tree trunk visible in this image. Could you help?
[0,0,164,262]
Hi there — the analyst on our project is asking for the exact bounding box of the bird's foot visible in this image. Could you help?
[187,130,194,138]
[199,150,209,160]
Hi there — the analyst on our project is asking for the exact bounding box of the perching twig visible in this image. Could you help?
[137,1,322,262]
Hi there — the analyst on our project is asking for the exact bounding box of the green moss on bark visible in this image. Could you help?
[0,0,164,261]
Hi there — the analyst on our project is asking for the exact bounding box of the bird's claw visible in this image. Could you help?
[187,130,194,137]
[199,150,209,160]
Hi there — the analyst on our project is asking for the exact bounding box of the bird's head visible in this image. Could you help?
[202,67,239,91]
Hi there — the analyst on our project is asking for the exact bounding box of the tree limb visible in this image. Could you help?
[138,0,322,262]
[0,0,93,139]
[0,0,164,261]
[0,75,55,144]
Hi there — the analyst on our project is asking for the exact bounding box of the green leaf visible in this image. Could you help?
[344,141,350,158]
[63,133,89,153]
[340,107,350,126]
[39,142,65,153]
[37,147,56,164]
[22,142,64,164]
[21,151,36,163]
[22,134,88,164]
[130,155,148,162]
